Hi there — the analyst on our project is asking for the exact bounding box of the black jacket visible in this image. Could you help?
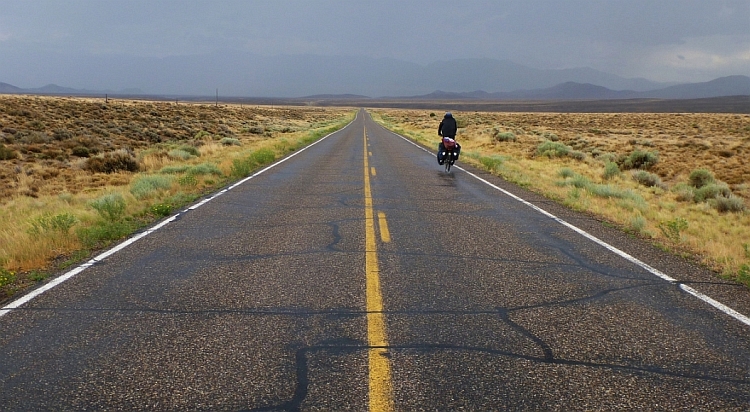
[438,115,457,137]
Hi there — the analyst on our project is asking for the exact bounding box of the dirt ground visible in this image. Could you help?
[377,109,750,198]
[0,95,343,202]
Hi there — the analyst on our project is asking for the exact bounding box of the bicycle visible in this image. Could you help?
[440,136,458,172]
[444,148,455,172]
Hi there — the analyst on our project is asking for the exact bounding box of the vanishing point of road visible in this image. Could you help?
[2,110,750,410]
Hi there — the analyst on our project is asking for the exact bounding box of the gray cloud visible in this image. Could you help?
[0,0,748,90]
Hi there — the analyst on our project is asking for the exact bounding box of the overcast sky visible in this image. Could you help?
[1,0,749,90]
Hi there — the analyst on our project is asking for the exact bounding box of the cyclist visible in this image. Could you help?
[438,112,457,139]
[437,112,460,165]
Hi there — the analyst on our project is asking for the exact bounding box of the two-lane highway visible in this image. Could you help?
[1,110,749,410]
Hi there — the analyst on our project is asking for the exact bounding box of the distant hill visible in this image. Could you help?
[494,82,635,100]
[0,83,143,96]
[301,93,370,99]
[0,52,674,97]
[2,73,748,101]
[641,75,750,99]
[33,84,83,94]
[418,58,665,94]
[403,76,750,101]
[0,82,23,93]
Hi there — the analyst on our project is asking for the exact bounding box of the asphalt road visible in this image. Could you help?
[1,110,750,411]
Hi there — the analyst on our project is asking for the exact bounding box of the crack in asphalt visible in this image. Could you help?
[241,340,748,412]
[325,221,343,252]
[2,282,701,319]
[14,281,747,409]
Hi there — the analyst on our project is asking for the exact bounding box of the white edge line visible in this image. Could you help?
[0,113,359,318]
[380,124,750,328]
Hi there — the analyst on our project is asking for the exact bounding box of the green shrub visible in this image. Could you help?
[629,215,646,233]
[0,144,18,160]
[567,187,581,201]
[693,183,732,203]
[71,146,90,157]
[194,130,212,139]
[220,137,242,146]
[602,161,621,180]
[658,217,688,243]
[598,153,618,163]
[672,183,695,202]
[230,149,277,178]
[479,155,504,172]
[167,149,195,160]
[537,140,571,158]
[688,168,715,188]
[150,203,172,217]
[249,148,276,165]
[165,192,199,208]
[85,150,140,173]
[90,193,126,222]
[738,264,750,286]
[21,131,50,143]
[569,150,586,161]
[621,150,658,170]
[187,163,222,176]
[587,184,642,201]
[178,174,197,187]
[713,195,746,213]
[587,184,618,198]
[570,174,591,189]
[632,170,665,189]
[53,128,73,140]
[28,213,78,237]
[558,168,575,179]
[231,159,252,177]
[29,271,48,282]
[0,268,16,288]
[179,145,200,157]
[159,165,191,174]
[130,175,173,199]
[492,129,516,142]
[77,220,132,248]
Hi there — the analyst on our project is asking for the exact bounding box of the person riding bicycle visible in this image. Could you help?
[438,112,457,139]
[437,112,460,165]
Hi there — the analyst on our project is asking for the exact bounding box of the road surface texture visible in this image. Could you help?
[2,110,750,410]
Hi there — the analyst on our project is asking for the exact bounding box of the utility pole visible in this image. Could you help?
[216,88,218,107]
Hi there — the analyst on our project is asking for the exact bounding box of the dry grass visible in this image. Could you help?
[370,109,750,286]
[0,95,354,301]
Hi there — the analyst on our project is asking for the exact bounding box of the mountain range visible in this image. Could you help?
[0,82,142,96]
[1,54,749,100]
[407,75,750,100]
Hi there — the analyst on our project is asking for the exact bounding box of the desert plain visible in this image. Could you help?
[0,94,749,302]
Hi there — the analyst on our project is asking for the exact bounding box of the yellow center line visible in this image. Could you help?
[377,212,391,243]
[364,127,394,412]
[371,167,377,176]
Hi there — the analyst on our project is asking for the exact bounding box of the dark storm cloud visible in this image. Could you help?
[0,0,748,89]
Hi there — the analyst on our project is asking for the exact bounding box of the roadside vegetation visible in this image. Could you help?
[370,109,750,287]
[0,95,354,301]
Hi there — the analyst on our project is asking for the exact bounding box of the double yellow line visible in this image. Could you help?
[363,128,393,412]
